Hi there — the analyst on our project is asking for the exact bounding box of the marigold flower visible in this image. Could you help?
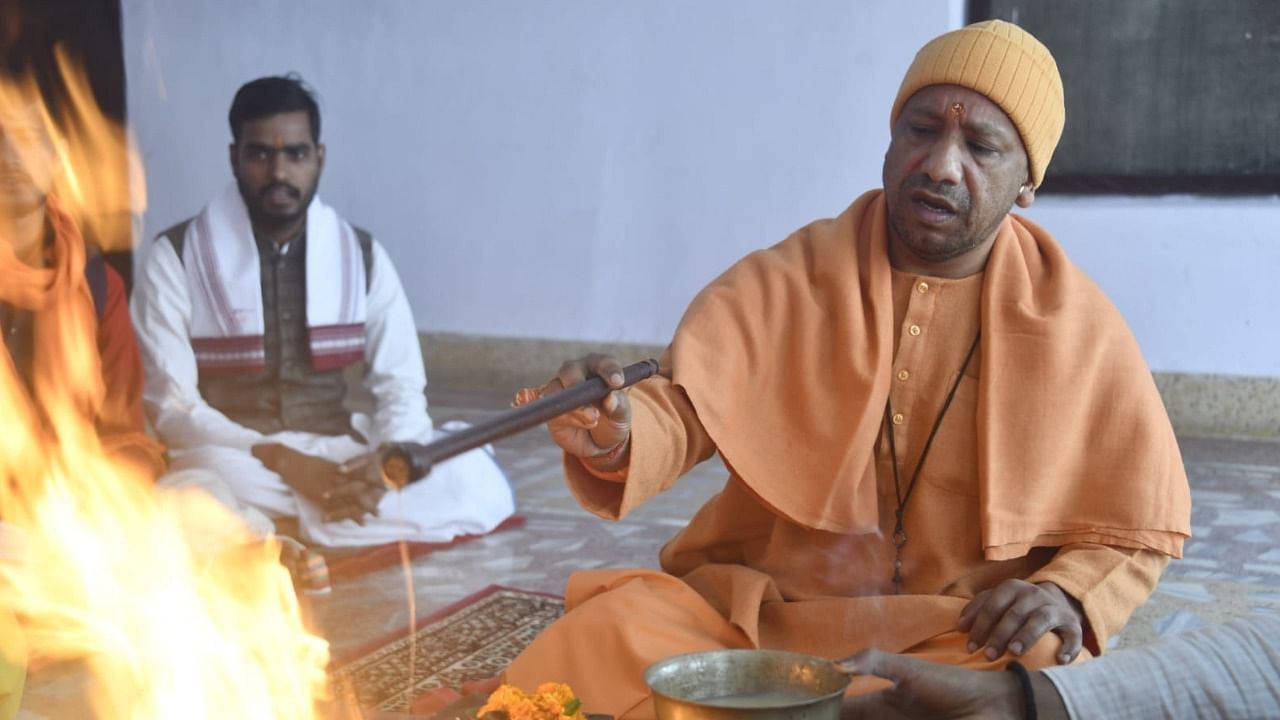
[477,682,586,720]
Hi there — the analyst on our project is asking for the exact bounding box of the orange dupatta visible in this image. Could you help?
[669,190,1189,560]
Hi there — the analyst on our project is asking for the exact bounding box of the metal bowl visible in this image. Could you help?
[644,649,850,720]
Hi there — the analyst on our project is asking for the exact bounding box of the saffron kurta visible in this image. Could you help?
[506,192,1190,719]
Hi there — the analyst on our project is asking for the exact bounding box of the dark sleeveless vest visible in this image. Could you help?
[161,219,373,437]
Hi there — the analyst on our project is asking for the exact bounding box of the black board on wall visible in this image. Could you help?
[969,0,1280,195]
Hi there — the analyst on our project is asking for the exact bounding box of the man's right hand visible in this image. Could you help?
[249,440,376,517]
[836,649,1070,720]
[540,353,633,472]
[837,649,1021,719]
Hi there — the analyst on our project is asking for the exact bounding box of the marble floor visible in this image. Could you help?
[16,386,1280,717]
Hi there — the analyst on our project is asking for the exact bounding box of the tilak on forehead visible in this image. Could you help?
[889,19,1066,187]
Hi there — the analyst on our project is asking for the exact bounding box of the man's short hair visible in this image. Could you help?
[228,74,321,144]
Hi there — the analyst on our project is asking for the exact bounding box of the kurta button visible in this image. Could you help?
[897,369,910,382]
[916,281,929,294]
[908,324,921,336]
[891,412,904,425]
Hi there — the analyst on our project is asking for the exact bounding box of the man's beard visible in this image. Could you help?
[887,178,982,262]
[887,212,982,262]
[238,178,315,228]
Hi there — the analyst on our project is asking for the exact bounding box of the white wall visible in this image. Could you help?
[1023,196,1280,376]
[123,1,1280,378]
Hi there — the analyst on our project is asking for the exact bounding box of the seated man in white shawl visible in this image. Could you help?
[131,75,514,547]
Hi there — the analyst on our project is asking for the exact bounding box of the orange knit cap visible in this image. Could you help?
[890,20,1065,187]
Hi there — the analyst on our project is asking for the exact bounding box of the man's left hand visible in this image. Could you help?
[323,454,388,523]
[958,579,1084,664]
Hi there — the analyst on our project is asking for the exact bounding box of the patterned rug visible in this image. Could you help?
[329,585,564,712]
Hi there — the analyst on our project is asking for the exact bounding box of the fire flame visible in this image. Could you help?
[0,48,332,718]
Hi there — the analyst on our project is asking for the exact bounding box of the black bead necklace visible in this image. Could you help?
[883,331,981,592]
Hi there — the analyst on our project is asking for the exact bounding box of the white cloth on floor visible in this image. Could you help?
[165,419,514,547]
[155,467,276,547]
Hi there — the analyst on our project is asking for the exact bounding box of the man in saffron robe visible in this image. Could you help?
[131,75,514,547]
[0,91,164,719]
[506,20,1191,719]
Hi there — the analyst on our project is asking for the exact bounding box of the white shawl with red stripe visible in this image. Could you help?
[183,183,366,374]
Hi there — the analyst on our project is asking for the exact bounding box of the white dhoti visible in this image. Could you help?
[163,421,515,548]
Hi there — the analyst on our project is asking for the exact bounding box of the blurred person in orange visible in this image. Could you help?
[0,81,164,716]
[504,21,1190,719]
